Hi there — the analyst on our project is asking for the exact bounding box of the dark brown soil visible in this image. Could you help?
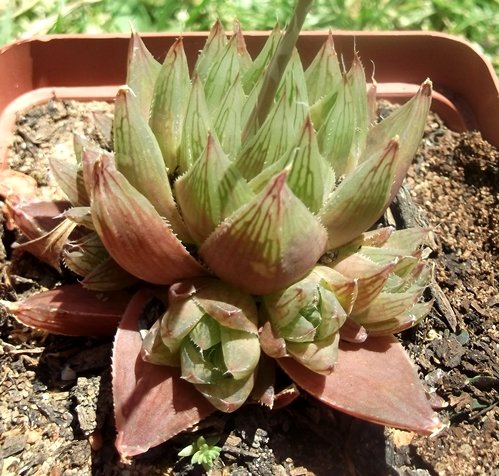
[0,100,498,475]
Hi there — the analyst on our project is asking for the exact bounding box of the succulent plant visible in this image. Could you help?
[178,435,222,471]
[2,0,445,460]
[142,278,261,412]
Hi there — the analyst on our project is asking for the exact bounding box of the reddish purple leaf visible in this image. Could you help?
[259,319,287,359]
[339,318,368,343]
[5,200,70,238]
[14,218,76,271]
[113,289,215,457]
[90,153,207,284]
[273,385,301,410]
[278,335,443,434]
[5,285,130,336]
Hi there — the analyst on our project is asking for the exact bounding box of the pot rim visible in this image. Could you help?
[1,30,497,169]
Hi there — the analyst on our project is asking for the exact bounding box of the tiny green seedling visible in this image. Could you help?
[178,436,222,471]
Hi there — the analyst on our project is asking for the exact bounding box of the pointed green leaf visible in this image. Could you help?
[317,74,354,176]
[159,278,259,412]
[113,87,190,241]
[177,444,196,458]
[126,31,161,120]
[274,49,309,133]
[384,273,409,294]
[263,266,347,345]
[90,153,207,284]
[161,296,205,355]
[200,171,328,295]
[287,117,335,213]
[248,117,335,213]
[409,262,433,290]
[212,75,244,158]
[241,24,282,94]
[319,139,399,250]
[149,38,191,172]
[217,164,256,222]
[356,227,394,247]
[365,300,433,336]
[242,0,312,140]
[241,70,266,130]
[232,20,252,75]
[141,319,180,367]
[49,152,89,207]
[192,279,259,333]
[352,291,423,332]
[363,80,432,201]
[175,135,226,243]
[194,19,228,83]
[203,33,242,115]
[314,55,369,177]
[240,32,305,134]
[179,75,211,173]
[384,260,430,294]
[163,279,259,338]
[175,134,254,244]
[236,93,295,180]
[383,227,429,254]
[347,54,369,171]
[309,86,339,132]
[332,254,396,315]
[305,31,342,105]
[359,248,422,281]
[384,256,433,293]
[312,301,343,341]
[322,227,395,267]
[313,265,358,315]
[279,312,318,343]
[358,246,408,266]
[391,255,421,278]
[263,273,319,331]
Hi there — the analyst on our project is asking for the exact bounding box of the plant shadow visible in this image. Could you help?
[224,398,399,476]
[30,334,413,475]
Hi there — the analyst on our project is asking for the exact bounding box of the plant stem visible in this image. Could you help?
[242,0,313,141]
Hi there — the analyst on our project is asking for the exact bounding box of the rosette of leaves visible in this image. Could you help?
[261,225,435,370]
[141,278,261,412]
[328,226,435,336]
[260,265,353,373]
[2,0,444,459]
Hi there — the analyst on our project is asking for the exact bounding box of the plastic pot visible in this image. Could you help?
[0,30,498,168]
